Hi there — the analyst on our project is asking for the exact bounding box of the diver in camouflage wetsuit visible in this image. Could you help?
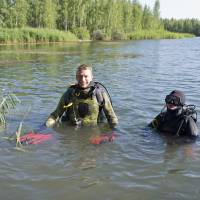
[45,64,118,128]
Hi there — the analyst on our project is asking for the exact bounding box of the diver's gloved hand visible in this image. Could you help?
[90,132,117,145]
[109,122,118,130]
[45,117,56,128]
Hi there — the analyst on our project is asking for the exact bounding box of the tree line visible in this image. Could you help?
[0,0,162,39]
[162,18,200,36]
[0,0,199,41]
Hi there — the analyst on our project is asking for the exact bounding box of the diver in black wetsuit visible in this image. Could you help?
[149,90,198,138]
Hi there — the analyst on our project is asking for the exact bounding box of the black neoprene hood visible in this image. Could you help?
[169,90,186,106]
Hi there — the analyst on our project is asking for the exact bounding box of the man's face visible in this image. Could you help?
[76,69,93,88]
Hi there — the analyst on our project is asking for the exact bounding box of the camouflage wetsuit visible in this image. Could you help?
[48,82,118,127]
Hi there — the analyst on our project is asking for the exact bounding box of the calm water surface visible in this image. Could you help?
[0,38,200,200]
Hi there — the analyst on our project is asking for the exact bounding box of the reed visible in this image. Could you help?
[0,93,21,125]
[0,27,78,44]
[0,27,195,44]
[127,29,194,40]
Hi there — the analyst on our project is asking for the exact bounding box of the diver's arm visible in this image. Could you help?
[46,90,69,127]
[186,117,198,137]
[50,95,66,118]
[102,92,118,128]
[148,113,163,129]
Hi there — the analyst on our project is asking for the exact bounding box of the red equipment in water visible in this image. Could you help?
[90,132,117,145]
[19,132,53,145]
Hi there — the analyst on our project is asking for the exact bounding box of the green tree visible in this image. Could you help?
[15,0,28,27]
[27,0,57,28]
[162,18,200,36]
[0,0,28,28]
[27,0,43,27]
[122,0,133,33]
[0,0,8,27]
[153,0,160,19]
[42,0,57,29]
[142,5,154,29]
[56,0,68,30]
[131,2,143,31]
[109,0,124,33]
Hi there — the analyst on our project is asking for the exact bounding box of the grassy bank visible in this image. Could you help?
[0,27,195,44]
[127,29,194,40]
[0,27,78,44]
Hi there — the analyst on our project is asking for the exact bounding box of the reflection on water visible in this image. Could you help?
[0,38,200,200]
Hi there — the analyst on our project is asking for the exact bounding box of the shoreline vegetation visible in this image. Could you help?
[0,27,194,45]
[0,0,198,45]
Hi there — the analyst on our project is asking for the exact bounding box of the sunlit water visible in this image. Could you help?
[0,38,200,200]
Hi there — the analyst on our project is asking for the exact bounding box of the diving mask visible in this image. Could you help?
[165,95,181,106]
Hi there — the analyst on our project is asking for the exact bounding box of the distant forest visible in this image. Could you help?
[162,18,200,36]
[0,0,200,38]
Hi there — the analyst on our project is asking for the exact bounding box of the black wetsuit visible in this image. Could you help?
[149,108,198,137]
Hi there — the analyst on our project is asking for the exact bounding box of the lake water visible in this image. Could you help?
[0,38,200,200]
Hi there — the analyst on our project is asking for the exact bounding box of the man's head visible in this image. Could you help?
[165,90,185,111]
[76,64,93,89]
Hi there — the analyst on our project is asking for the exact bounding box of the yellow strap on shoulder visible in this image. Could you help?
[69,83,76,87]
[63,102,73,109]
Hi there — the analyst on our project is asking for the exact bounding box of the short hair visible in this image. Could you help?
[76,64,92,75]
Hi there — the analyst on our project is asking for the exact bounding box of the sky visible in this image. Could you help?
[139,0,200,19]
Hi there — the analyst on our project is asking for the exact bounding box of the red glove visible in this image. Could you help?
[90,132,117,145]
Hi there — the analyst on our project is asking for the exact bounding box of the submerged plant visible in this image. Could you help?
[0,92,21,125]
[15,121,23,147]
[15,106,32,148]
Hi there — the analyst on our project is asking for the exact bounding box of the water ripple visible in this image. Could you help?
[1,38,200,199]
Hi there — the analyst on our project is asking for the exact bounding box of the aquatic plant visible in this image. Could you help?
[2,106,32,150]
[15,121,23,148]
[0,92,21,125]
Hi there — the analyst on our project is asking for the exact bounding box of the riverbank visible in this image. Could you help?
[127,29,194,40]
[0,27,194,44]
[0,28,78,44]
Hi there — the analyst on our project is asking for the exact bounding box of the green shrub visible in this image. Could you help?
[111,31,126,40]
[0,30,7,43]
[72,27,90,40]
[92,30,106,40]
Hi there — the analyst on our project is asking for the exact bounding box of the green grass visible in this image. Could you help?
[0,27,195,44]
[0,27,78,44]
[127,29,194,40]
